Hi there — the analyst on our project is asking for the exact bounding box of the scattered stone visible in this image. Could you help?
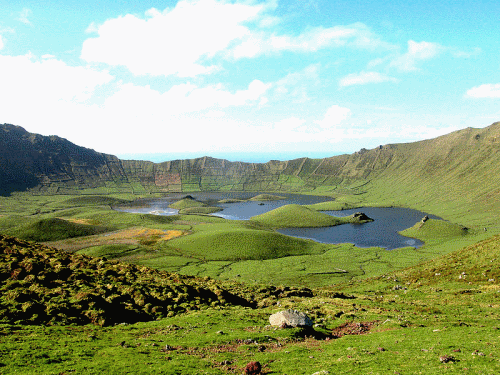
[378,347,386,351]
[244,361,262,375]
[162,345,174,351]
[392,285,407,290]
[311,371,329,375]
[439,355,456,363]
[422,215,429,223]
[216,330,224,335]
[269,309,313,327]
[220,360,232,366]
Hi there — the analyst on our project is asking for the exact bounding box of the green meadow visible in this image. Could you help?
[1,124,500,373]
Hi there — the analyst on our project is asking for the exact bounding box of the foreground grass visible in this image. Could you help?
[1,232,500,374]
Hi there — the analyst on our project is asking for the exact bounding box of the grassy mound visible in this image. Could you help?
[167,224,326,261]
[400,218,469,243]
[178,206,222,215]
[11,218,112,242]
[168,196,205,210]
[218,198,245,203]
[250,204,348,228]
[0,234,252,326]
[249,194,287,201]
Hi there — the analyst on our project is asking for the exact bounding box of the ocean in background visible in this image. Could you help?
[116,151,345,164]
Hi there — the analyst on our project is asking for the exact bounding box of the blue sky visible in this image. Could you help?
[1,0,499,162]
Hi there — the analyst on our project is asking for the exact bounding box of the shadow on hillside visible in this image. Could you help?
[0,172,40,196]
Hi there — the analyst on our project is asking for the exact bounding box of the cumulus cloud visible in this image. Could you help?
[0,53,113,138]
[17,8,33,25]
[339,71,398,87]
[390,40,443,72]
[0,54,113,103]
[81,0,272,76]
[230,22,395,59]
[465,84,500,98]
[0,35,4,50]
[273,63,320,102]
[104,79,271,117]
[81,0,393,77]
[316,105,351,129]
[273,117,306,132]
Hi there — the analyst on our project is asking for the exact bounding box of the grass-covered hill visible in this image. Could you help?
[250,204,352,228]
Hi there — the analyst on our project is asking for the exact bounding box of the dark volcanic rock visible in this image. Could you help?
[350,212,374,223]
[244,361,262,375]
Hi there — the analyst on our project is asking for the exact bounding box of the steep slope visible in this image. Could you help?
[0,124,128,195]
[1,122,499,224]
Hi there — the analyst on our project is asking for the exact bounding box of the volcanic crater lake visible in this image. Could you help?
[117,192,440,250]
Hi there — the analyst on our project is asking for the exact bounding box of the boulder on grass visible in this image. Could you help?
[269,309,313,328]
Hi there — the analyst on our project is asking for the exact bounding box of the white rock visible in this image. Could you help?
[269,309,313,327]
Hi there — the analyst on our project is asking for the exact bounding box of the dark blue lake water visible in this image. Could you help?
[117,192,439,250]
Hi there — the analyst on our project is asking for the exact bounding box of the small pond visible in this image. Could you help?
[116,192,440,250]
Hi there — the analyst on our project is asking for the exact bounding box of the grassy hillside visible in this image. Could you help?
[1,231,500,373]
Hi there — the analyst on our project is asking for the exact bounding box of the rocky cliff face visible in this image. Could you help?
[0,124,127,195]
[1,122,500,201]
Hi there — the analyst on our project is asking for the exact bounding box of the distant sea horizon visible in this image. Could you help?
[115,151,346,164]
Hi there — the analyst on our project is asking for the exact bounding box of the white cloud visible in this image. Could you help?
[273,117,306,132]
[465,84,500,98]
[103,79,271,119]
[339,71,398,87]
[316,105,351,129]
[17,8,33,25]
[0,53,113,138]
[0,54,113,103]
[231,22,395,59]
[390,40,443,72]
[273,63,320,102]
[81,1,394,77]
[81,0,272,77]
[0,35,3,50]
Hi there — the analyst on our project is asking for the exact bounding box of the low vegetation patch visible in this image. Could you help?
[10,218,112,242]
[0,234,252,326]
[178,206,223,215]
[63,195,132,206]
[249,194,287,201]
